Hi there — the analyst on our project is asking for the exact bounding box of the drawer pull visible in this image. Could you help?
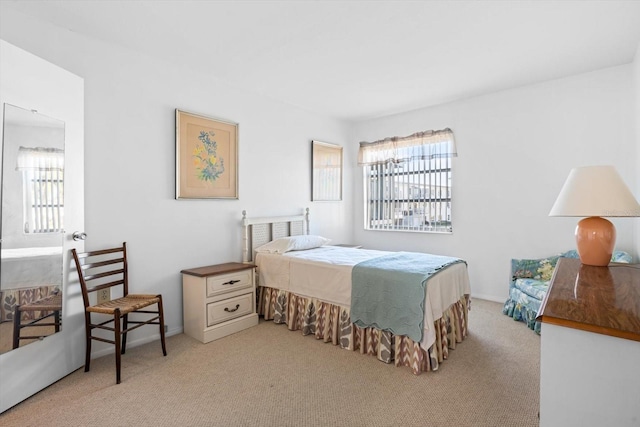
[224,304,240,313]
[222,279,240,286]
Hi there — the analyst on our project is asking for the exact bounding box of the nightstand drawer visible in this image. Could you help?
[206,270,252,297]
[207,293,253,326]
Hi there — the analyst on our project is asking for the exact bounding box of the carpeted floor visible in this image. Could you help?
[0,321,57,355]
[0,299,540,426]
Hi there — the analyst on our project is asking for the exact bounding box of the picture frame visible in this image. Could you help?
[311,140,343,201]
[176,109,238,199]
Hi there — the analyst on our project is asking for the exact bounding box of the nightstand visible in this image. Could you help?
[181,262,259,343]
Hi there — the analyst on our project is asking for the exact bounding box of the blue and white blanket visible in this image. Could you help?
[350,252,465,342]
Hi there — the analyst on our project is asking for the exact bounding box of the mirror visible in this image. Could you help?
[0,104,65,355]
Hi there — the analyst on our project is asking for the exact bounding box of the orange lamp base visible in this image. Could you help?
[575,216,615,267]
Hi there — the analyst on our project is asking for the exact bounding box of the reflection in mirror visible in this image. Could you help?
[0,104,65,355]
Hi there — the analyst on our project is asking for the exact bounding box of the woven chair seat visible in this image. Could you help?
[19,293,62,312]
[87,294,160,315]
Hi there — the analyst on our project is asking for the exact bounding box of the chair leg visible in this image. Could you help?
[158,297,167,356]
[12,306,22,350]
[114,309,122,384]
[121,313,128,355]
[84,312,92,372]
[54,309,61,333]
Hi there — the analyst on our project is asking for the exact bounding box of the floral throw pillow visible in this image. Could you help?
[512,256,560,282]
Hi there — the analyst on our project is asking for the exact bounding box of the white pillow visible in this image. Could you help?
[255,235,331,254]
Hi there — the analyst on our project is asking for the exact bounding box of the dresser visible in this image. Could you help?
[537,258,640,427]
[181,262,259,343]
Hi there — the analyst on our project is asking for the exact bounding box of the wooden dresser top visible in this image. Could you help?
[537,257,640,342]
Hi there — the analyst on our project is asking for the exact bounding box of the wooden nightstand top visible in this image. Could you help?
[181,262,255,278]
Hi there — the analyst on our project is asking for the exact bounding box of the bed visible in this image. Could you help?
[242,209,471,374]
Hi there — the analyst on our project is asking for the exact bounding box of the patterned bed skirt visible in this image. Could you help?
[0,285,60,323]
[257,286,469,375]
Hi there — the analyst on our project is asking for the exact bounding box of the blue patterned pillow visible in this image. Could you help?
[511,256,560,282]
[511,250,632,284]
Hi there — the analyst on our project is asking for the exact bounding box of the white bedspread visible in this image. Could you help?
[255,246,471,351]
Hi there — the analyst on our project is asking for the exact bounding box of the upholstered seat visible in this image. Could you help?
[503,250,631,334]
[512,278,549,301]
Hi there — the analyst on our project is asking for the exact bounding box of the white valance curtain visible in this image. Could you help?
[16,146,64,171]
[357,128,457,166]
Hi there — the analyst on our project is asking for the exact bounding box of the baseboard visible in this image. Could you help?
[470,293,505,304]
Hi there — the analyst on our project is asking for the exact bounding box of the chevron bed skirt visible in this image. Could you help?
[257,286,470,375]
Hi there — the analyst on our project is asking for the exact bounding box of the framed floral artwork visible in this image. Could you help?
[311,140,342,201]
[176,109,238,199]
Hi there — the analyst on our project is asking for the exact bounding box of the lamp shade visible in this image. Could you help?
[549,166,640,217]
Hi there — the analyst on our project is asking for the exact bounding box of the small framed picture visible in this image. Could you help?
[176,109,238,199]
[311,140,342,201]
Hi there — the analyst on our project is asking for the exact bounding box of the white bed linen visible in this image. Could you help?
[255,246,471,350]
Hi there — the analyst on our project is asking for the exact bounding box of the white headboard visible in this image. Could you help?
[241,208,310,263]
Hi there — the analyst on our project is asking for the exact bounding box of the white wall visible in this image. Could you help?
[635,42,640,258]
[0,9,352,347]
[351,66,636,301]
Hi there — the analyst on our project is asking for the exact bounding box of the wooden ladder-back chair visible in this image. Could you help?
[71,242,167,384]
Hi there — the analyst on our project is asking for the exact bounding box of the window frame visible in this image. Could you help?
[359,129,455,234]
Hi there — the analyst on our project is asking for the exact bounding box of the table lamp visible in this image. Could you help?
[549,165,640,267]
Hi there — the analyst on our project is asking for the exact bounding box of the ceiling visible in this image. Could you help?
[3,0,640,121]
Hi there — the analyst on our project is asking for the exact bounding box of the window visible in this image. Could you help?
[358,129,456,233]
[17,147,65,234]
